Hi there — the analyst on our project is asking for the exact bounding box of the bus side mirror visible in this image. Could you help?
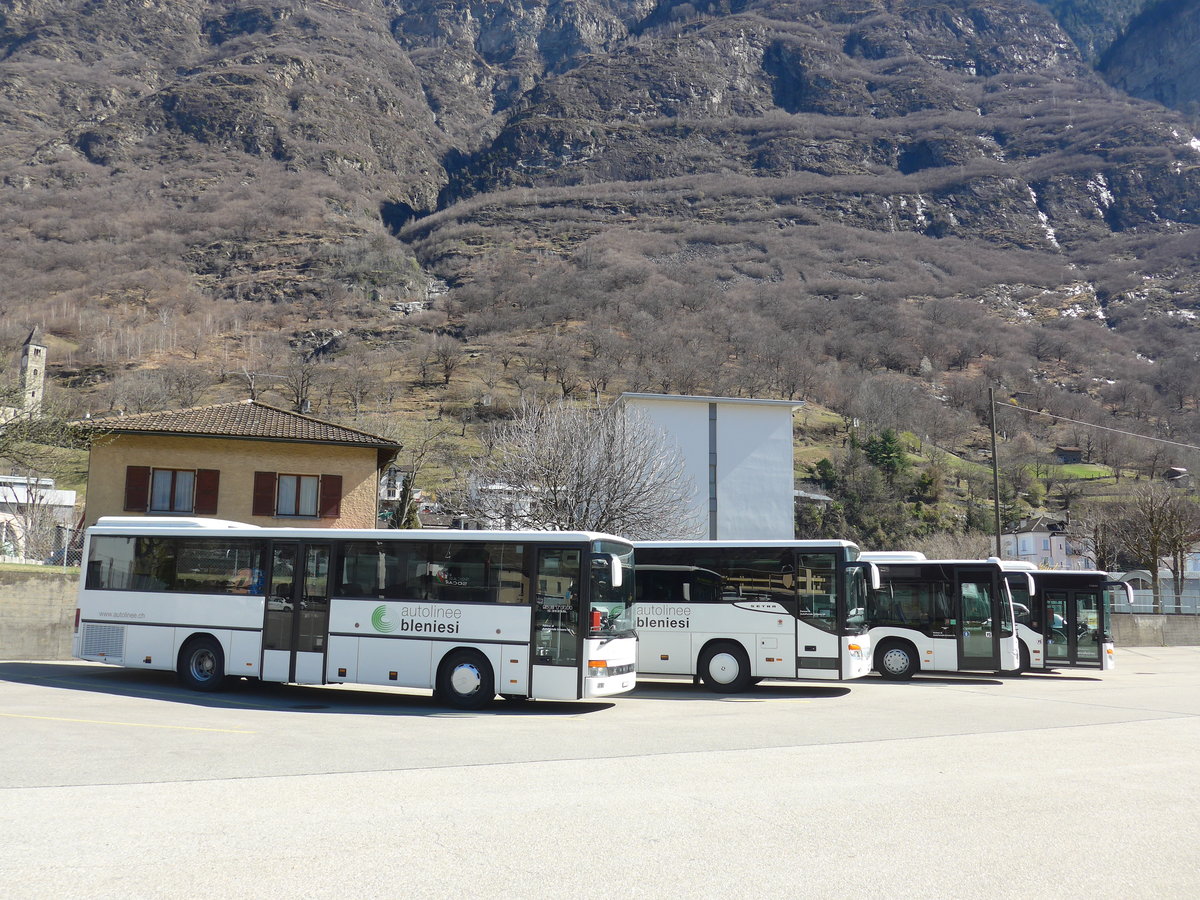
[851,562,880,590]
[866,562,880,591]
[593,554,623,588]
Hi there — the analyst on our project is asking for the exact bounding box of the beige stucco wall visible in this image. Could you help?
[85,434,383,529]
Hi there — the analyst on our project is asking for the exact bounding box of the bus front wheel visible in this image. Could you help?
[437,650,495,710]
[875,641,918,681]
[699,642,753,693]
[177,636,228,692]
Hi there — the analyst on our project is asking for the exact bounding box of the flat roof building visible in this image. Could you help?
[618,393,801,540]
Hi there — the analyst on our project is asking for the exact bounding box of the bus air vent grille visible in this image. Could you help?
[82,624,126,660]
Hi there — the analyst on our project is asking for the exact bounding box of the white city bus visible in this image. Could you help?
[999,562,1125,672]
[632,540,876,692]
[859,552,1022,679]
[74,517,637,708]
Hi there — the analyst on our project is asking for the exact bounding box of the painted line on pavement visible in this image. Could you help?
[0,712,254,734]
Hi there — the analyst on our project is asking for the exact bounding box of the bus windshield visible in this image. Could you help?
[590,541,636,637]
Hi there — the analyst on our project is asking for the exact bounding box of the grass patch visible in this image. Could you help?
[0,561,77,575]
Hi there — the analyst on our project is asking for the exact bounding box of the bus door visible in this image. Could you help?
[1046,588,1105,667]
[262,541,332,684]
[531,546,584,700]
[957,569,1002,670]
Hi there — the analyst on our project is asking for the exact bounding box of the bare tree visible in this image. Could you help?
[369,418,456,529]
[0,388,91,471]
[335,342,381,419]
[160,364,212,408]
[276,349,327,413]
[1117,484,1198,614]
[460,400,699,538]
[1163,494,1200,612]
[0,468,73,561]
[908,531,993,560]
[432,335,462,386]
[1067,501,1122,572]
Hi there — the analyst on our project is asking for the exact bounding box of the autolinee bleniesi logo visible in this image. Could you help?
[371,605,397,633]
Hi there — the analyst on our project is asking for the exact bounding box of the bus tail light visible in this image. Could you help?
[74,608,80,633]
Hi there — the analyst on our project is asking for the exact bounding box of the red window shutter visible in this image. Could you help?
[252,472,277,517]
[194,469,220,515]
[124,466,151,511]
[319,474,342,518]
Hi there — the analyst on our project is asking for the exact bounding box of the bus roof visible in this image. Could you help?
[89,517,632,546]
[634,539,860,550]
[866,558,1006,568]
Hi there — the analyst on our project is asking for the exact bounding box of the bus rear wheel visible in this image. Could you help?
[875,641,918,681]
[437,650,495,710]
[178,636,227,692]
[699,642,753,693]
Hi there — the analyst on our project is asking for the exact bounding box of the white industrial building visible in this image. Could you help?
[0,475,78,562]
[617,393,801,540]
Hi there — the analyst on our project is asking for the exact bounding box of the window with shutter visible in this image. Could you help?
[149,469,196,512]
[252,472,277,517]
[194,469,220,515]
[319,474,343,518]
[124,466,151,511]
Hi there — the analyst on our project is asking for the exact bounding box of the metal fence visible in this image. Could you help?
[1115,589,1200,615]
[1,525,84,568]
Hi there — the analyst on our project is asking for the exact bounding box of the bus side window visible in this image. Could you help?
[381,542,429,600]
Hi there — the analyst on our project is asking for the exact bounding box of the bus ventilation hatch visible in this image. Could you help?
[82,624,126,660]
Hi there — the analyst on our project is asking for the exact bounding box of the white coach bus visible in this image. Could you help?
[631,540,876,692]
[999,562,1125,672]
[73,517,637,709]
[858,553,1022,680]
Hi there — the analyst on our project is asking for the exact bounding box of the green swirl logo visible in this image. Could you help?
[371,605,396,633]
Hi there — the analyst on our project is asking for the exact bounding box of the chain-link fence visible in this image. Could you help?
[0,523,84,567]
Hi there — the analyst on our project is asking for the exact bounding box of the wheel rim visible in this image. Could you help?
[708,652,741,685]
[189,648,216,683]
[449,662,482,697]
[881,648,911,675]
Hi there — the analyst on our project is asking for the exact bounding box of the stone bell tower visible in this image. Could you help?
[18,326,46,415]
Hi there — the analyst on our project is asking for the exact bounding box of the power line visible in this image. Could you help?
[1002,402,1200,453]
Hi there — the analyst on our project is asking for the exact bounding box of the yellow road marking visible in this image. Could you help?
[0,712,254,734]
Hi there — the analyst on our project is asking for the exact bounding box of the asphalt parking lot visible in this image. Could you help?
[3,647,1199,899]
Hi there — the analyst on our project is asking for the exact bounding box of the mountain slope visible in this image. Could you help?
[0,0,1197,477]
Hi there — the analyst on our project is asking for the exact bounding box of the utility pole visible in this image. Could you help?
[990,387,1002,557]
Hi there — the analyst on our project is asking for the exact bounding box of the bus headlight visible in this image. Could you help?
[588,661,635,678]
[847,643,864,659]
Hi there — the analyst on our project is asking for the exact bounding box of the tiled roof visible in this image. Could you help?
[82,400,400,448]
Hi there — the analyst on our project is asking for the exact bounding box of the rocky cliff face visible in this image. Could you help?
[1032,0,1148,61]
[1100,0,1200,112]
[0,0,1198,328]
